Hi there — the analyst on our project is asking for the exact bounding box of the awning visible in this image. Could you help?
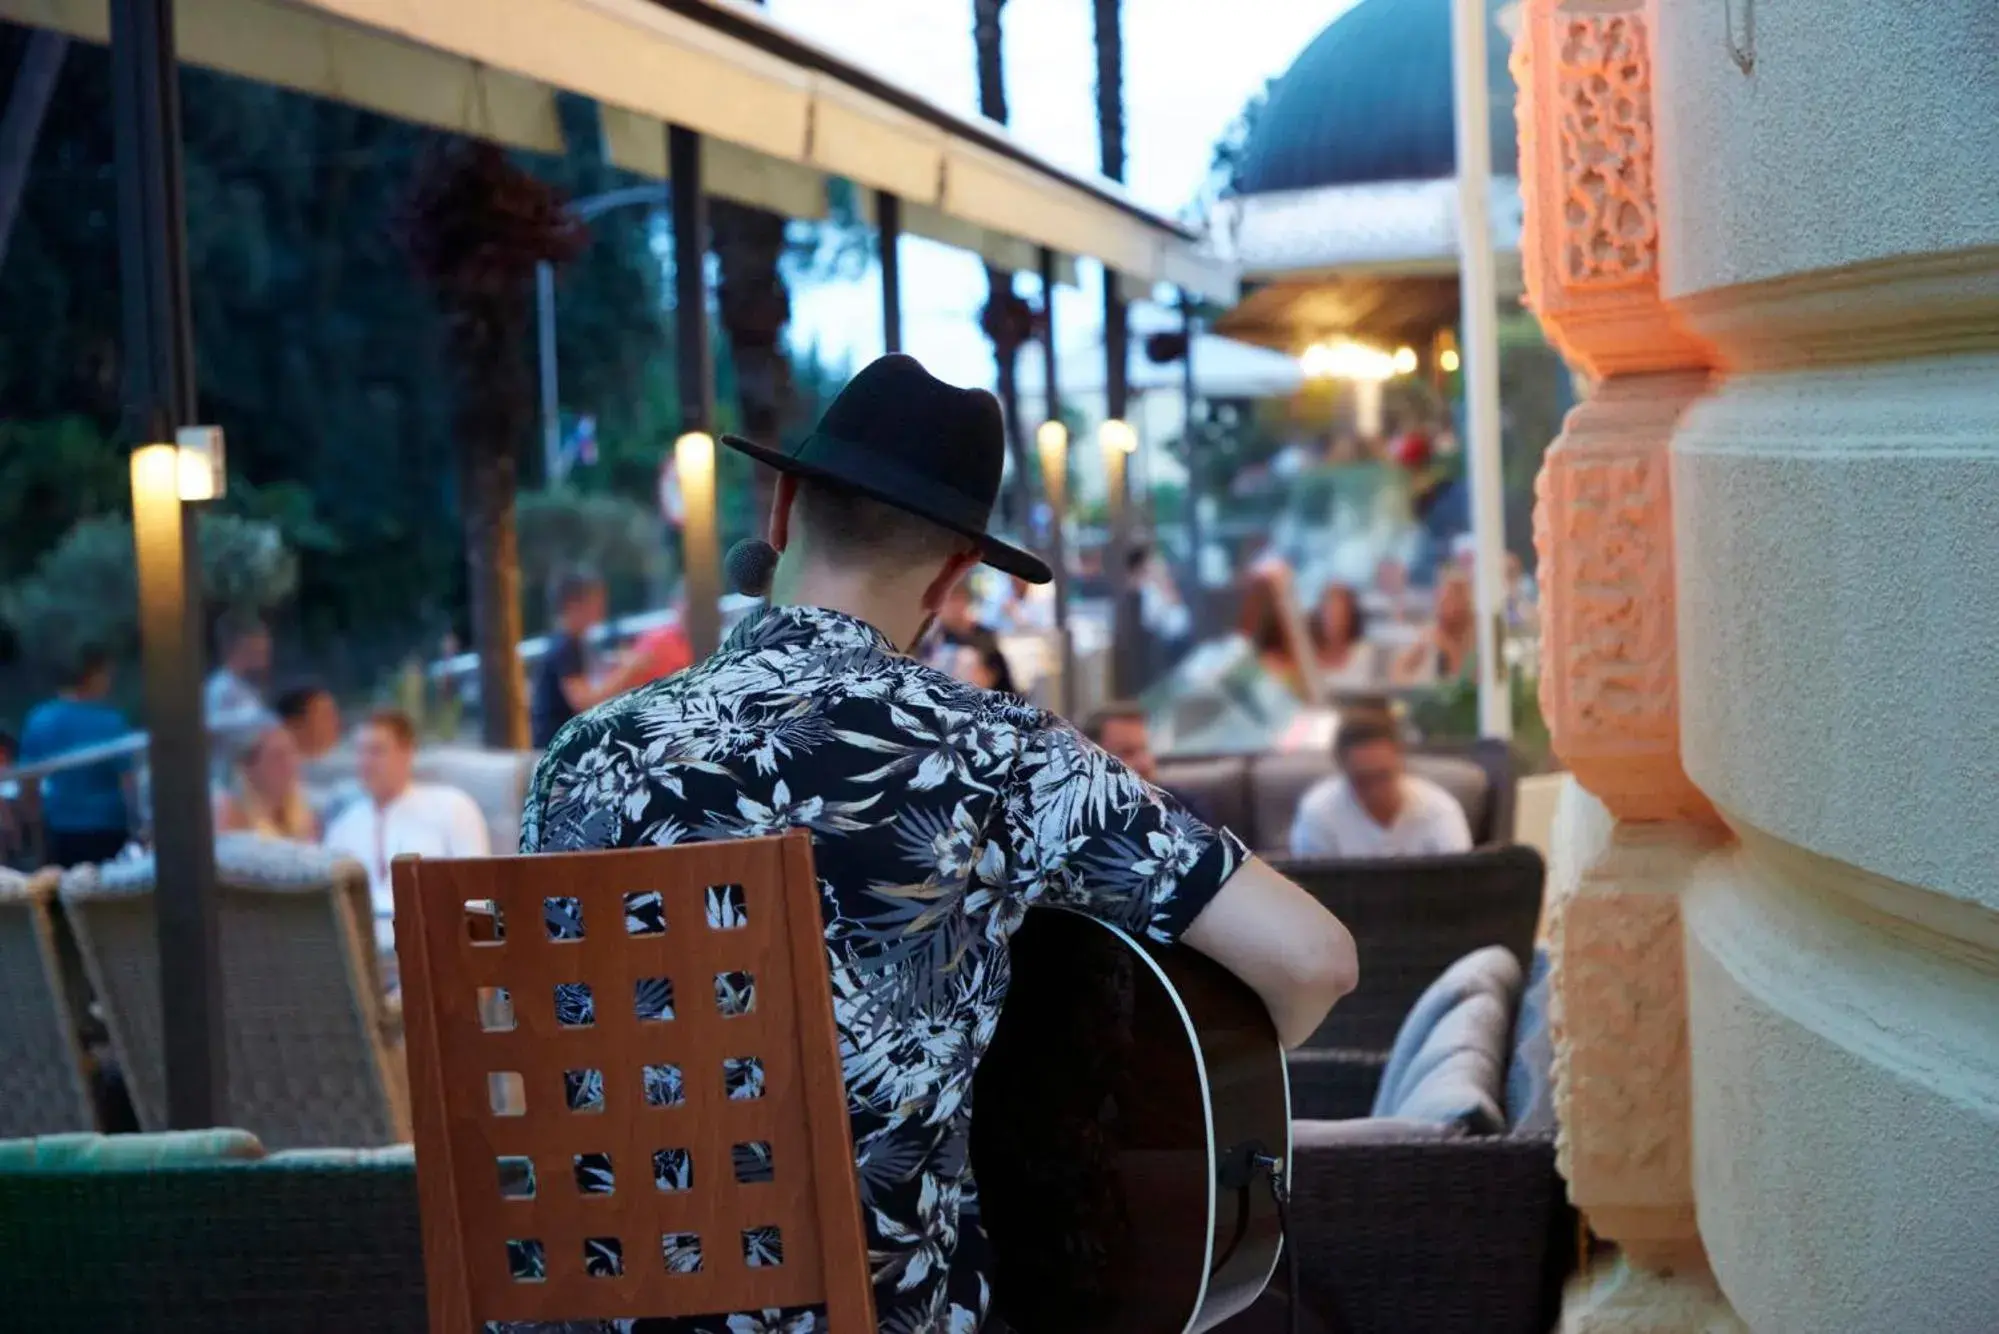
[4,0,1235,301]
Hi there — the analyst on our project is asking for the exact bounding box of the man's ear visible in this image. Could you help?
[920,546,984,612]
[768,473,800,551]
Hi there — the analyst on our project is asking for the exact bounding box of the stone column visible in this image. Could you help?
[1653,0,1999,1329]
[1514,3,1743,1328]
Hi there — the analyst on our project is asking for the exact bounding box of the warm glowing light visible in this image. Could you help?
[1298,339,1397,382]
[1392,346,1419,375]
[1440,348,1462,373]
[173,425,225,500]
[674,432,717,526]
[1097,418,1138,456]
[131,443,180,509]
[1036,420,1069,510]
[673,431,715,483]
[176,449,215,501]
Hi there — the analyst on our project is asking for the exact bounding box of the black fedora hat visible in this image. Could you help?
[721,353,1052,585]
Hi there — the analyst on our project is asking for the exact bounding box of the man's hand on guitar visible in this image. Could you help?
[1181,856,1357,1049]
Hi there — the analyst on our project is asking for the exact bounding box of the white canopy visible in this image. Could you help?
[6,0,1236,300]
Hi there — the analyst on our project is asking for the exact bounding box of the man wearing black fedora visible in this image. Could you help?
[521,353,1356,1333]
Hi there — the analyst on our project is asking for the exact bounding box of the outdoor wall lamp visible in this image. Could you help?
[673,431,721,657]
[132,427,226,504]
[1035,420,1069,514]
[1099,417,1137,529]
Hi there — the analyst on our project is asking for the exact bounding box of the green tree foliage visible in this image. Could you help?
[0,30,672,687]
[1,511,296,673]
[516,488,669,631]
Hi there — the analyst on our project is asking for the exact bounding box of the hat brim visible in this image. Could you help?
[721,433,1053,585]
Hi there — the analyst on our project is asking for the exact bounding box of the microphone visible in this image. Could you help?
[725,538,780,598]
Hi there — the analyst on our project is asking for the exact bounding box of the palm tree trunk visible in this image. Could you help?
[711,195,791,529]
[973,0,1033,525]
[459,419,529,750]
[712,0,793,533]
[0,31,68,274]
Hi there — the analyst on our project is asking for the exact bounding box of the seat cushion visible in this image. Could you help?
[414,747,535,852]
[1154,755,1252,842]
[0,1128,266,1172]
[1391,1025,1509,1135]
[1406,753,1492,843]
[1292,1116,1468,1148]
[1247,751,1337,854]
[1372,945,1522,1116]
[1505,947,1557,1136]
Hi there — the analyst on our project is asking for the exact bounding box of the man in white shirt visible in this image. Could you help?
[323,709,490,960]
[1290,710,1473,859]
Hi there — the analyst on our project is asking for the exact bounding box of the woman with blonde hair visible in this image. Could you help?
[213,712,318,842]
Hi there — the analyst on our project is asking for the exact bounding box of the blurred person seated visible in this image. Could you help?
[1505,551,1539,633]
[1237,560,1317,702]
[1290,710,1471,860]
[17,646,136,867]
[274,680,342,761]
[1311,581,1385,693]
[996,573,1055,632]
[928,579,1018,693]
[203,613,272,731]
[531,570,650,748]
[324,709,490,956]
[214,713,318,842]
[1394,569,1478,686]
[943,642,1019,697]
[1131,544,1192,642]
[1083,702,1216,827]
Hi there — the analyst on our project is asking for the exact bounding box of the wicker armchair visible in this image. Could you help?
[0,869,94,1136]
[1274,846,1545,1053]
[1231,1007,1572,1334]
[58,834,407,1148]
[0,1142,427,1333]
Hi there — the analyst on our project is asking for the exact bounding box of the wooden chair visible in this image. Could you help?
[393,831,872,1331]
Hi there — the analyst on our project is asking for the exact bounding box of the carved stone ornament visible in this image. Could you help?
[1513,0,1712,376]
[1534,373,1718,825]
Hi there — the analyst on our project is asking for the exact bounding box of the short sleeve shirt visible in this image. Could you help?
[18,698,132,832]
[521,604,1248,1334]
[530,632,589,749]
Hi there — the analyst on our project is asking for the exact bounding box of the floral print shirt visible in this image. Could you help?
[518,604,1247,1334]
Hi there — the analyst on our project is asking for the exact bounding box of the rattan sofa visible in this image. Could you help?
[58,834,407,1149]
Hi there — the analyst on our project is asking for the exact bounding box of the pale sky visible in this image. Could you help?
[764,0,1348,387]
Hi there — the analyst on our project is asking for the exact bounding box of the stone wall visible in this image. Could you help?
[1520,0,1999,1328]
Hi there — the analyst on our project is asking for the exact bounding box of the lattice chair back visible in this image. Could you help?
[392,832,873,1331]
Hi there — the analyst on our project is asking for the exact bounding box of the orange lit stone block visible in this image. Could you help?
[1513,0,1712,376]
[1534,374,1717,825]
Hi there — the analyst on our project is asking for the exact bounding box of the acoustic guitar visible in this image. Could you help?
[971,908,1292,1334]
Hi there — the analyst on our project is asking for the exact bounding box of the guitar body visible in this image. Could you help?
[971,908,1291,1334]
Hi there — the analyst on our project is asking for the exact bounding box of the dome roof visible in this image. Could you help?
[1233,0,1519,196]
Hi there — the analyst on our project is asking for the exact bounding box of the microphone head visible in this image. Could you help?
[724,538,780,598]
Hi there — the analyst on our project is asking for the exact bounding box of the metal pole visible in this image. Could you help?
[1179,290,1206,612]
[111,0,223,1130]
[669,124,721,659]
[1451,0,1512,740]
[1039,246,1075,718]
[536,260,561,486]
[877,190,903,355]
[1104,268,1141,698]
